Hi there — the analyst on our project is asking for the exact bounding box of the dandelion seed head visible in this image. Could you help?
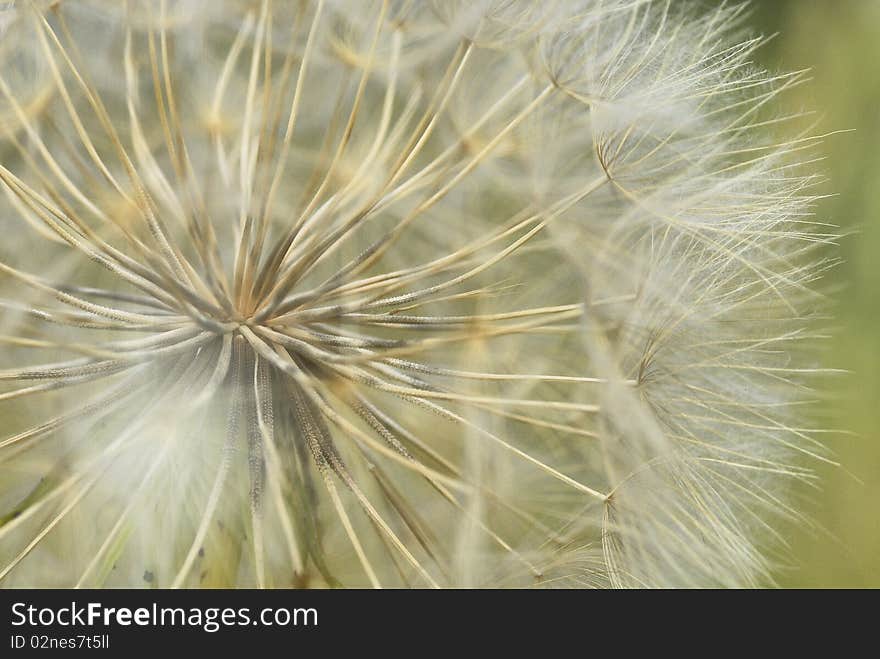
[0,0,834,588]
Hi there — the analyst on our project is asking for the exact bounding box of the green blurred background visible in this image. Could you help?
[746,0,879,587]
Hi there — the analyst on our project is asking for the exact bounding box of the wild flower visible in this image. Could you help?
[0,0,835,588]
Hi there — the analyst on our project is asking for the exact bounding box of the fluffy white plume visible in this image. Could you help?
[0,0,834,588]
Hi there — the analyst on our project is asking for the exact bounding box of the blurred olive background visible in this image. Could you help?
[744,0,880,587]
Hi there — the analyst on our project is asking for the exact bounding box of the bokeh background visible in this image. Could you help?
[746,0,879,587]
